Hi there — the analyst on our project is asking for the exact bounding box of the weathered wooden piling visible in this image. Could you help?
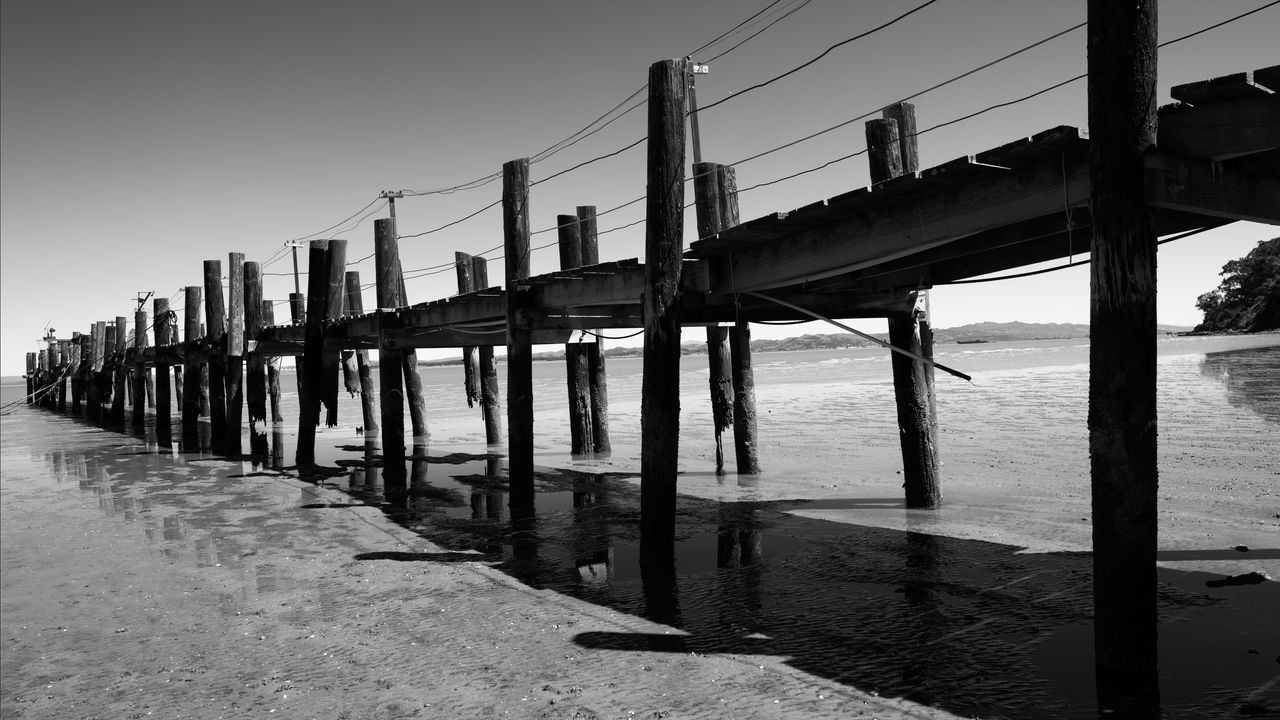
[640,59,688,564]
[322,241,348,429]
[693,162,736,474]
[344,271,378,438]
[558,214,593,455]
[154,298,172,446]
[57,340,70,411]
[471,255,503,445]
[504,158,534,508]
[455,252,482,408]
[1087,0,1160,713]
[728,322,760,474]
[244,262,268,456]
[111,316,127,426]
[866,107,940,507]
[25,352,35,404]
[297,239,330,466]
[181,287,202,449]
[132,310,147,432]
[577,205,611,455]
[262,301,283,426]
[225,252,246,456]
[289,291,306,399]
[375,219,406,480]
[203,261,228,453]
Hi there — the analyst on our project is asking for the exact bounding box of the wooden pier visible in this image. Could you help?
[19,31,1278,712]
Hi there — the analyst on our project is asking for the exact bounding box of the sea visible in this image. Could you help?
[2,334,1277,718]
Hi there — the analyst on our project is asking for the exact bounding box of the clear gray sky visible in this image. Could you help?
[2,0,1276,375]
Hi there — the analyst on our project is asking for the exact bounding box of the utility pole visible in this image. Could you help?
[686,60,710,165]
[135,291,154,312]
[380,190,404,220]
[285,241,307,296]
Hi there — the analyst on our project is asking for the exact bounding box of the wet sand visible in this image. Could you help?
[3,337,1278,718]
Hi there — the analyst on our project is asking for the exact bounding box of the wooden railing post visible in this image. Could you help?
[1087,0,1160,714]
[640,58,688,566]
[504,158,534,509]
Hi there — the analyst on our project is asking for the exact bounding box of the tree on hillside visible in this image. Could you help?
[1195,238,1280,333]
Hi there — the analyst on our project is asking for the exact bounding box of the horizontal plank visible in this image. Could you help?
[1158,94,1280,160]
[1144,150,1280,225]
[1171,71,1273,105]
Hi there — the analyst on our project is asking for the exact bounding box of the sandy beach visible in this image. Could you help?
[2,336,1278,719]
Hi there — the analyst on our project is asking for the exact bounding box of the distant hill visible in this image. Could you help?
[496,321,1191,363]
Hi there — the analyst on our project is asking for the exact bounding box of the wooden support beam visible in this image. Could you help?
[1087,1,1160,714]
[25,352,34,405]
[297,240,329,466]
[640,59,687,566]
[58,340,70,411]
[181,287,202,450]
[1144,150,1280,224]
[244,261,268,456]
[455,252,481,408]
[694,161,734,475]
[225,252,245,457]
[345,271,378,438]
[375,218,406,482]
[1158,94,1280,160]
[504,158,535,508]
[154,298,172,447]
[289,290,306,401]
[729,322,760,474]
[472,255,503,445]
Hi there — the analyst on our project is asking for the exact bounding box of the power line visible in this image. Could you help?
[706,0,815,64]
[697,0,945,116]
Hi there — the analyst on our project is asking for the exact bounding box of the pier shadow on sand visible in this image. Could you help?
[335,454,1280,720]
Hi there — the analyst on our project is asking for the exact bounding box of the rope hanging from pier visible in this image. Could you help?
[743,291,972,382]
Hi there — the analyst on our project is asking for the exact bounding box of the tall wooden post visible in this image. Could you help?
[640,59,688,565]
[504,158,534,509]
[181,287,202,449]
[289,291,306,400]
[244,261,268,456]
[132,310,147,432]
[558,214,593,455]
[154,298,172,446]
[472,255,503,445]
[297,240,329,466]
[25,352,35,405]
[111,316,128,426]
[694,162,735,474]
[203,261,228,453]
[1088,1,1160,715]
[867,108,940,507]
[375,219,406,481]
[58,340,70,411]
[455,252,482,408]
[579,205,611,455]
[322,240,347,429]
[88,321,105,421]
[226,252,246,457]
[262,301,283,426]
[345,271,379,438]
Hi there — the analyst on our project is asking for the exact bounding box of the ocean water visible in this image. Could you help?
[3,334,1278,718]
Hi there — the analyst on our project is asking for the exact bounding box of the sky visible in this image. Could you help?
[2,0,1277,376]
